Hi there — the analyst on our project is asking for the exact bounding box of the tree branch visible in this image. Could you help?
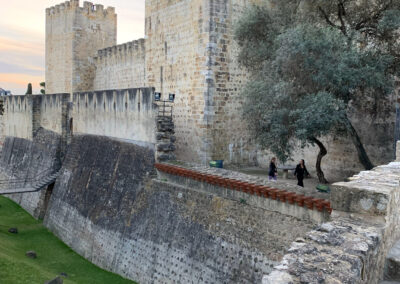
[337,1,347,36]
[317,6,341,30]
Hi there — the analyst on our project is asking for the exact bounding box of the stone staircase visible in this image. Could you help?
[0,171,60,195]
[382,241,400,284]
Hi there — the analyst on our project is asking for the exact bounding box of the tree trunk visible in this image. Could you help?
[344,116,374,170]
[310,137,329,184]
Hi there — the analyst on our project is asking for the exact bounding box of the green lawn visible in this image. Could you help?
[0,196,136,284]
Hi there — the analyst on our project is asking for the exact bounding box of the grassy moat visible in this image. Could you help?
[0,196,135,284]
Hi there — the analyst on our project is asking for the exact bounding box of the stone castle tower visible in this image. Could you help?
[45,0,260,165]
[45,1,116,94]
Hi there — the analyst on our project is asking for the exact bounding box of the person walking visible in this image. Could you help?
[268,157,278,181]
[294,159,309,187]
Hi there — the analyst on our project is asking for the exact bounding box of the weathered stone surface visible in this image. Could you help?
[26,250,37,259]
[71,89,157,144]
[332,162,400,215]
[156,143,175,152]
[46,1,117,94]
[156,153,176,162]
[44,134,312,284]
[264,161,400,284]
[0,129,62,218]
[385,240,400,281]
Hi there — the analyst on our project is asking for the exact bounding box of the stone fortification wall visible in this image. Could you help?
[39,93,71,135]
[43,0,395,181]
[46,0,117,94]
[44,134,313,283]
[156,163,331,224]
[71,88,156,145]
[145,0,210,162]
[263,159,400,284]
[0,94,70,218]
[2,95,34,140]
[93,40,146,91]
[0,129,62,218]
[205,0,261,164]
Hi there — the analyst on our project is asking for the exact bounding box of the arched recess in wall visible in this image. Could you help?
[69,118,73,135]
[39,182,55,220]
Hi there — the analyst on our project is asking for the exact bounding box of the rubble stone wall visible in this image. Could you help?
[263,159,400,284]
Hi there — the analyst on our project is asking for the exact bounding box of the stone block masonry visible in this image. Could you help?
[43,0,396,180]
[46,0,117,94]
[44,134,313,283]
[263,159,400,284]
[156,116,176,162]
[93,39,146,91]
[155,163,332,223]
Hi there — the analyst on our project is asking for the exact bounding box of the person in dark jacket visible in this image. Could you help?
[268,157,278,181]
[294,159,309,187]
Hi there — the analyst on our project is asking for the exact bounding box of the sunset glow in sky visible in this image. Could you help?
[0,0,144,95]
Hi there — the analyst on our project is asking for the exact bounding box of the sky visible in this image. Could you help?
[0,0,145,95]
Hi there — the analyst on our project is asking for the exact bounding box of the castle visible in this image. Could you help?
[45,0,261,166]
[0,1,399,283]
[42,0,395,180]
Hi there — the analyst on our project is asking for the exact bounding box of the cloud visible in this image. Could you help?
[0,61,44,76]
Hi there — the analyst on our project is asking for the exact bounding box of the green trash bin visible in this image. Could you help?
[209,160,224,168]
[316,184,330,193]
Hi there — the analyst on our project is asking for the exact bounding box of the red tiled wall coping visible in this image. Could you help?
[155,163,332,214]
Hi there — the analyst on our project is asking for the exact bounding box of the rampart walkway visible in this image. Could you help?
[155,162,332,223]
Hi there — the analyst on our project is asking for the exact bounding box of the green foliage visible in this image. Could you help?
[272,25,394,101]
[25,83,32,95]
[236,3,396,165]
[40,82,45,95]
[312,0,400,74]
[234,6,278,72]
[378,9,400,31]
[0,196,135,284]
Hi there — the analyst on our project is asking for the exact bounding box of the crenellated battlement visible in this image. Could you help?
[94,39,146,66]
[96,39,146,59]
[46,0,115,18]
[93,39,146,90]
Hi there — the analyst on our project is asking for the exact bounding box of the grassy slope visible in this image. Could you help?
[0,196,136,284]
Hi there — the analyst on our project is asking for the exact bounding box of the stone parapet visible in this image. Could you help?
[262,215,384,284]
[331,162,400,215]
[264,160,400,283]
[155,163,331,223]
